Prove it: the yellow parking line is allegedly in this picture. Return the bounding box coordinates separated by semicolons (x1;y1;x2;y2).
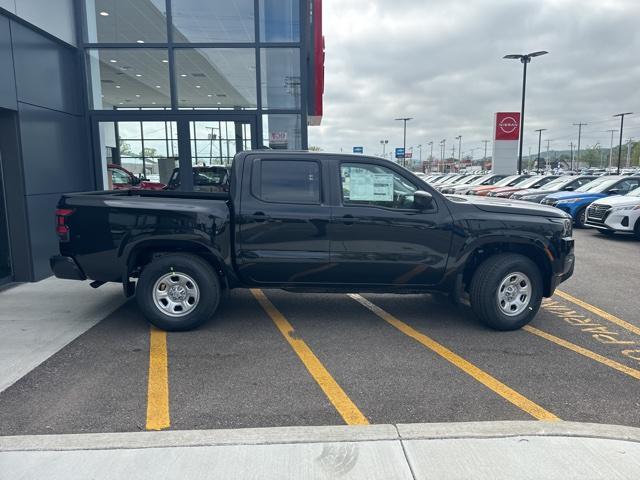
556;290;640;337
146;327;170;430
524;325;640;380
348;294;558;421
251;289;369;425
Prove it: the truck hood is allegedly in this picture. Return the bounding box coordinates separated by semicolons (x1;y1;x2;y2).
590;195;639;207
448;195;569;218
544;191;606;202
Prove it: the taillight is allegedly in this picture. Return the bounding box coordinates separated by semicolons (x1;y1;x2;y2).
55;208;74;242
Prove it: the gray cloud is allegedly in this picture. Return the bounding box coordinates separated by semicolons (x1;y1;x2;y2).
309;0;640;160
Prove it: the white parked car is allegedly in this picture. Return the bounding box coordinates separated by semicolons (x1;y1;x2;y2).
585;187;640;239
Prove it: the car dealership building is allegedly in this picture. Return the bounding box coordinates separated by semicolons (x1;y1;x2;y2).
0;0;324;284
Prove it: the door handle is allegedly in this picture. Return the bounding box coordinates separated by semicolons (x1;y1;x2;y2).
340;214;355;226
250;211;269;222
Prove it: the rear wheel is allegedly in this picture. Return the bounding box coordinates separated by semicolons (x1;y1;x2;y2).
469;254;543;331
136;253;220;331
635;219;640;240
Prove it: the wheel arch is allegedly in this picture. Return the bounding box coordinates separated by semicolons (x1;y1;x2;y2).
124;239;231;290
461;241;553;297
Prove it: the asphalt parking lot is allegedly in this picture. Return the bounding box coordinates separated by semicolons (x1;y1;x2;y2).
0;229;639;436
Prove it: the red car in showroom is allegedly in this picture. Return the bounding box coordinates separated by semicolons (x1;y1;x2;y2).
108;164;166;190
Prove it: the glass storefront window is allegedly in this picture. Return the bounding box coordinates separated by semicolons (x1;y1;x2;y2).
260;48;300;109
174;48;257;108
262;114;302;149
98;120;178;189
84;0;168;43
259;0;300;42
171;0;255;43
87;49;171;109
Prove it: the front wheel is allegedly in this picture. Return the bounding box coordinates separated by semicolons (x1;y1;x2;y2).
469;254;543;331
575;207;587;228
136;253;221;331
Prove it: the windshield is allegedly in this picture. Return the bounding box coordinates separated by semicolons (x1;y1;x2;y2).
492;175;520;187
627;187;640;197
541;176;573;190
575;176;616;192
194;168;228;186
516;176;553;188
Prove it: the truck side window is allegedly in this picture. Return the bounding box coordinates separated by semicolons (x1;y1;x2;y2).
110;168;131;186
252;160;321;204
340;163;417;209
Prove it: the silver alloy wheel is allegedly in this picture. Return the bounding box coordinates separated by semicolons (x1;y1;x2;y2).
497;271;531;316
152;272;200;317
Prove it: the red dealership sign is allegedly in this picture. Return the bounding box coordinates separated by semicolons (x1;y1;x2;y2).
495;112;520;141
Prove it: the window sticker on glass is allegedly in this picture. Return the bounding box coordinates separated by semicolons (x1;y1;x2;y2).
348;170;394;202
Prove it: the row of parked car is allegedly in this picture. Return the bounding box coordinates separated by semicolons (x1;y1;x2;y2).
417;171;640;239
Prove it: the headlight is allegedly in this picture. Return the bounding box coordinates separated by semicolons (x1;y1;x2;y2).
550;217;573;237
612;204;640;212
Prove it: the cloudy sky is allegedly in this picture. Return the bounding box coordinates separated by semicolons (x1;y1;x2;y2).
308;0;640;161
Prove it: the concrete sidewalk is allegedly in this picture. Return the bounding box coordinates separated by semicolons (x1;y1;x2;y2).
0;278;124;393
2;421;639;479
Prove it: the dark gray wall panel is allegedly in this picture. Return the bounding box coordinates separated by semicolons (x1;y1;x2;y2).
25;192;59;280
11;20;81;114
18;103;91;196
0;15;17;110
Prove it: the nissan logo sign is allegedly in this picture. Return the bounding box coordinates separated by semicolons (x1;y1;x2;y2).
498;117;518;134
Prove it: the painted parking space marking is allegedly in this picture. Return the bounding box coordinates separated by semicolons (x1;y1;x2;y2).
555;290;640;337
146;326;170;431
524;326;640;380
251;289;369;425
542;298;640;366
348;294;559;421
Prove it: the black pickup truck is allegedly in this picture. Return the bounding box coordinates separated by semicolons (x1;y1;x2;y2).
50;151;575;331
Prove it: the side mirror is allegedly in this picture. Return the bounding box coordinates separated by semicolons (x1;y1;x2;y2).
131;175;141;186
564;185;575;191
414;190;434;210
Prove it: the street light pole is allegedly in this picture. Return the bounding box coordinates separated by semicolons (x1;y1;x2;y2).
606;129;617;170
428;141;434;172
455;135;462;168
569;142;574;171
380;139;388;158
482;140;489;164
535;128;546;172
503;51;548;175
440;139;446;172
613;113;632;174
395;117;413;167
573;122;587;169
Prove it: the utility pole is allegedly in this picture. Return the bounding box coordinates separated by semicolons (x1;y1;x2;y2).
535;128;546;172
545;139;550;171
613;113;632;174
569;142;574;171
395;117;413;168
573;122;587;168
455;135;462;166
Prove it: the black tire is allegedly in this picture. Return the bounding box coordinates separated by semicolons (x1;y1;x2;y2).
635;219;640;240
598;229;615;236
469;253;543;331
574;207;587;228
136;253;221;331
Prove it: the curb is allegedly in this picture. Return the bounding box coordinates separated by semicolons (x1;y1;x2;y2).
1;421;640;452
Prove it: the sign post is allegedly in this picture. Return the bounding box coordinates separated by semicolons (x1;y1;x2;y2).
492;112;520;174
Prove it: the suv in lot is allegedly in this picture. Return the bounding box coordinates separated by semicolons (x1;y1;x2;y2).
542;176;640;227
50;152;575;332
585;186;640;238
